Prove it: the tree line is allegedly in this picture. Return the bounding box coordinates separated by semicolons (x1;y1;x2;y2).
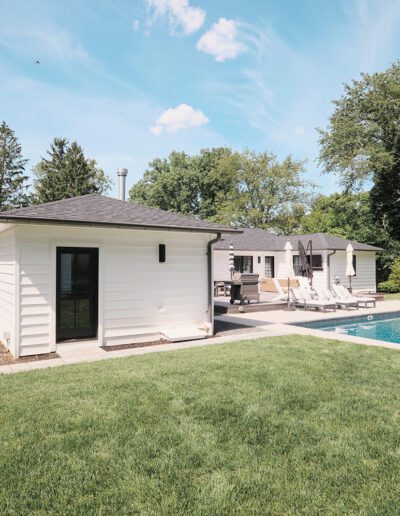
2;61;400;287
0;123;112;210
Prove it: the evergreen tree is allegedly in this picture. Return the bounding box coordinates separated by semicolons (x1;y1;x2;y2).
0;121;29;210
34;138;112;204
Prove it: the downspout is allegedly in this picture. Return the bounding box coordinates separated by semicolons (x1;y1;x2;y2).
327;250;336;289
207;232;222;331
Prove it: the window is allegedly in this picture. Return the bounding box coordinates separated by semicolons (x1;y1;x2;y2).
293;254;323;275
293;255;302;276
234;256;253;273
353;255;357;276
309;254;323;270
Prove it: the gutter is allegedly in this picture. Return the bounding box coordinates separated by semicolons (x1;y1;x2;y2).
207;232;222;331
327;250;336;289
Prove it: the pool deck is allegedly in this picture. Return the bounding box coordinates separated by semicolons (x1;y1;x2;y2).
215;299;400;351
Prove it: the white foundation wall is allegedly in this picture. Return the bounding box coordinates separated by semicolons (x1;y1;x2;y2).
0;228;16;354
15;225;212;356
329;251;376;292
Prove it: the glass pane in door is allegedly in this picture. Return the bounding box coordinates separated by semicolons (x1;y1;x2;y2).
57;248;98;341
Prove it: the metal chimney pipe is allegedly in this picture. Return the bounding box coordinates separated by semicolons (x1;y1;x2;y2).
117;168;128;201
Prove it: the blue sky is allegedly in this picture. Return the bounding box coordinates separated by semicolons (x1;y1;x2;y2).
1;0;400;197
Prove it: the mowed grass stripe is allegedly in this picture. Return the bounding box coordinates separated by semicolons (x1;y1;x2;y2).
0;336;399;514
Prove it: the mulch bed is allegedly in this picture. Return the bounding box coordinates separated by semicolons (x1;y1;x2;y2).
0;342;59;366
1;322;260;363
102;322;260;351
101;339;169;352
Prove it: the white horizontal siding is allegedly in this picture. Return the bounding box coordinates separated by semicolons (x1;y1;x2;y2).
330;251;376;292
102;234;208;344
18;240;52;355
15;225;212;354
214;250;280;282
0;229;15;354
214;249;329;291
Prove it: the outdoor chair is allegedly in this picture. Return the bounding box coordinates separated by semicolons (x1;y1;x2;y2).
291;287;336;312
297;276;312;289
332;284;376;308
272;278;288;302
314;286;358;310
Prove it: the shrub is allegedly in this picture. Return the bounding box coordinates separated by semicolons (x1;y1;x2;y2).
378;257;400;293
378;280;400;293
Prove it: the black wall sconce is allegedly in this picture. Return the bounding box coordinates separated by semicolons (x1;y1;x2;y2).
258;256;261;264
159;244;166;263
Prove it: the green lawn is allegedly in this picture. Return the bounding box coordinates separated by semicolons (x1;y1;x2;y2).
382;292;400;300
1;336;399;515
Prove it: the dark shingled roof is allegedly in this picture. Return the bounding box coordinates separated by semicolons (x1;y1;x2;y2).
0;194;240;234
214;228;383;251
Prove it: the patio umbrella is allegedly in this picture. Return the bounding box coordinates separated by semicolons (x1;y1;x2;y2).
346;243;356;292
284;240;295;309
228;243;235;279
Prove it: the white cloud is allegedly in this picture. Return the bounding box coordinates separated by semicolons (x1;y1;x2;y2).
150;103;209;134
295;125;306;136
146;0;206;35
0;23;90;64
196;18;245;61
347;0;400;71
0;71;226;198
132;19;140;31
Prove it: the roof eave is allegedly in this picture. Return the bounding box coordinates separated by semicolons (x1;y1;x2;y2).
0;217;242;235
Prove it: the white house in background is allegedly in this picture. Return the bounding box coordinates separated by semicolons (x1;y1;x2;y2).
213;228;382;292
0;194;238;357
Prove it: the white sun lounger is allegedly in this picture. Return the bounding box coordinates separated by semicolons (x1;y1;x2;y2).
292;287;336;312
332;284;376;308
314;286;358;310
272;278;289;302
297;276;312;289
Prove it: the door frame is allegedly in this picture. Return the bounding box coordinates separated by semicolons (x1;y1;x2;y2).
264;255;275;278
56;247;99;342
50;241;104;351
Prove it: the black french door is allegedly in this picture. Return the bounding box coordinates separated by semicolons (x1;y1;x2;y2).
56;248;98;341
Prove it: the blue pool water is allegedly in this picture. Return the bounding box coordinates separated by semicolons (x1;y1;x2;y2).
293;311;400;344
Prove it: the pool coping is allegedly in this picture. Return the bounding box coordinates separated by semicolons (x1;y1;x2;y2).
273;322;400;350
289;310;400;328
216;302;400;351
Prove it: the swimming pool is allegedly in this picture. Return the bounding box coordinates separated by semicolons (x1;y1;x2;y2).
293;311;400;345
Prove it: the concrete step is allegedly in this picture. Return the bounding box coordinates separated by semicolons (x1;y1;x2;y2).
161;326;208;342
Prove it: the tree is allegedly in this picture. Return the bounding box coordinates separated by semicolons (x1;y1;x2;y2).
216;150;313;233
193;147;237;220
129;151;199;215
299;191;400;283
378;257;400;293
318;62;400;239
299;192;381;242
0;121;30;210
130;148;313;234
129;148;238;219
33;138;112;204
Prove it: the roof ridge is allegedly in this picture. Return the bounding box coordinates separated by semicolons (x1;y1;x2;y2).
104;195;240;230
3;193;100;215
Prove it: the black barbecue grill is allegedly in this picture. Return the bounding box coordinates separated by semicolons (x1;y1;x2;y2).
229;273;260;305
